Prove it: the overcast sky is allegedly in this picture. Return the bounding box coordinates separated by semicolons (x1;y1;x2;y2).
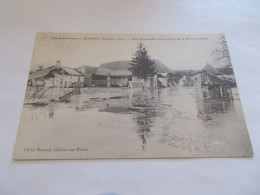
30;33;225;71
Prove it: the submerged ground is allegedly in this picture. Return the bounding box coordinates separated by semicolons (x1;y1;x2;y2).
16;86;252;159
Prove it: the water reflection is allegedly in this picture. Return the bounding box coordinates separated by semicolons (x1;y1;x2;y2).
25;86;239;153
131;89;174;149
48;106;55;118
28;103;56;120
196;98;234;121
132;97;158;149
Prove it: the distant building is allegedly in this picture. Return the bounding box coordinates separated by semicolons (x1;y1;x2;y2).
28;61;84;88
179;76;194;86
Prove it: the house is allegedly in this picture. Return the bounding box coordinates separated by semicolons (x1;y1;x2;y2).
28;61;84;88
28;66;57;87
157;73;168;87
194;64;233;101
76;66;98;87
53;66;84;88
153;59;174;88
98;60;174;88
179;76;195;86
92;68;132;87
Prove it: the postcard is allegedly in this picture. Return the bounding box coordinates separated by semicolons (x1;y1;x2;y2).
13;33;253;159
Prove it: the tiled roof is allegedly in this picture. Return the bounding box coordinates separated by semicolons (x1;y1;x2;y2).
76;66;98;77
29;66;56;80
202;64;221;75
61;67;83;76
100;59;173;74
29;66;83;80
204;72;234;85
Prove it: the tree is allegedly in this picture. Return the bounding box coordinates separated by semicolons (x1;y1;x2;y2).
211;35;232;68
129;42;157;80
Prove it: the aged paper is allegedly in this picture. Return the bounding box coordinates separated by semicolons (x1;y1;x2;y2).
13;33;253;159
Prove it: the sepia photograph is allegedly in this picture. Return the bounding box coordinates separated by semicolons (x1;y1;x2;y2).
13;33;253;159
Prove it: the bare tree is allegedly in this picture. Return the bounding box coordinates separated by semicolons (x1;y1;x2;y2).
211;35;232;68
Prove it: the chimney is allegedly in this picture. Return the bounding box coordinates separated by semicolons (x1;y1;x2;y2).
56;60;61;68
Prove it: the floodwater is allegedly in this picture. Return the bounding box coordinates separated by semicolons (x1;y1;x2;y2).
18;86;252;158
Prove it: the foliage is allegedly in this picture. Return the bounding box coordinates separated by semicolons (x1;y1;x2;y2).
129;42;157;80
211;35;232;68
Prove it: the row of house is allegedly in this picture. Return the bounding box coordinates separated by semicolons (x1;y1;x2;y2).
28;61;130;88
28;60;173;89
28;60;236;100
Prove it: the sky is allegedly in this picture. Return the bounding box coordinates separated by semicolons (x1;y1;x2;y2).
30;33;226;71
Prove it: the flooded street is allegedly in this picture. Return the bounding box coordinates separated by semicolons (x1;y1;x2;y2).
19;86;252;158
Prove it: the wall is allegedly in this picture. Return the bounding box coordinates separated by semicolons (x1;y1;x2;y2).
54;73;84;88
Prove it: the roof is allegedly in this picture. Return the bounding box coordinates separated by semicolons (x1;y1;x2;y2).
29;65;83;80
99;59;173;74
76;66;98;77
202;72;234;85
100;61;131;70
29;66;56;80
199;64;235;85
94;68;132;76
215;74;235;83
61;67;83;76
202;64;221;75
157;73;167;78
153;59;173;73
